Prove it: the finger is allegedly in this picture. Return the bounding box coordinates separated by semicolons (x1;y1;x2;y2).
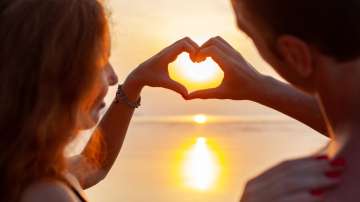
286;156;345;178
289;157;332;173
280;192;324;202
282;173;340;194
199;36;240;59
198;37;229;60
166;42;196;63
179;37;200;49
165;37;199;62
276;156;331;176
290;160;344;191
257;156;331;184
246;156;338;201
186;88;221;100
183;37;201;62
271;158;342;196
201;36;231;51
182;37;200;50
160;79;188;98
213;36;236;50
196;46;233;72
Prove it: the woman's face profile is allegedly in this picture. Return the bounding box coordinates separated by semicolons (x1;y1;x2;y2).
77;51;119;130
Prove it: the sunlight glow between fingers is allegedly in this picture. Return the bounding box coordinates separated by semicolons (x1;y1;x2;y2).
169;52;224;92
183;137;220;191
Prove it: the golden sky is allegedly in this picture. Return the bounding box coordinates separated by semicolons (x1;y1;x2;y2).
104;0;285;118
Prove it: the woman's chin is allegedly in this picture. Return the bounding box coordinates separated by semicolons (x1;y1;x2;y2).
77;114;100;130
88;114;100;128
92;115;100;125
76;106;104;130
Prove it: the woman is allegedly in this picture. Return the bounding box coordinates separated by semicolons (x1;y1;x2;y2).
0;0;196;201
0;0;341;201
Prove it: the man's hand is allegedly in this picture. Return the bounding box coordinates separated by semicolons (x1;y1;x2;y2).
186;36;266;101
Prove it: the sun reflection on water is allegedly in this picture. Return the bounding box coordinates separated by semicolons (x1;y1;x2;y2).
183;137;220;191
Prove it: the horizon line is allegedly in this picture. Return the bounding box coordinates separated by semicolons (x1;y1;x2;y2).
130;114;293;124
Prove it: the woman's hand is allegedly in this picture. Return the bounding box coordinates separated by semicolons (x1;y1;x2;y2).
123;37;199;100
240;156;344;202
186;36;266;101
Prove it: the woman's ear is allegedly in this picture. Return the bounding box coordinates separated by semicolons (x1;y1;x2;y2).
276;35;314;78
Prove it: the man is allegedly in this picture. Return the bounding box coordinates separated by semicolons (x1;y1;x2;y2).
187;0;360;201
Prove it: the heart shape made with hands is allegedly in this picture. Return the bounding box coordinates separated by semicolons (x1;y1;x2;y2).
168;52;224;93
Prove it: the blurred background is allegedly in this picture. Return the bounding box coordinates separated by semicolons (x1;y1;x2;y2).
69;0;329;201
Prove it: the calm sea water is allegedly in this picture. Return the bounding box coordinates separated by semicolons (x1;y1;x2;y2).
82;117;328;202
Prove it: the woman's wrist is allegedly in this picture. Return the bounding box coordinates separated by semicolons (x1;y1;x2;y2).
122;72;144;102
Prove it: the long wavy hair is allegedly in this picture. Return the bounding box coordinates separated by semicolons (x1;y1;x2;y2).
0;0;108;201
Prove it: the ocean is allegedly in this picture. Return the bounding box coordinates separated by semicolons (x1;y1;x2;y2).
81;116;329;202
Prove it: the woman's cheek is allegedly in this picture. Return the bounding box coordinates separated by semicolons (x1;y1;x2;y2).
78;69;110;129
77;90;102;129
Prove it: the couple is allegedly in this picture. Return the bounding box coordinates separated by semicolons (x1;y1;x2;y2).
0;0;359;201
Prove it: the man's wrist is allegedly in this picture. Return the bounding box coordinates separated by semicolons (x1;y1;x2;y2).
250;75;274;104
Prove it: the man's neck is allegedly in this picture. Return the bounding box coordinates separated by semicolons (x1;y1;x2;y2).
315;57;360;201
325;126;360;202
315;57;360;141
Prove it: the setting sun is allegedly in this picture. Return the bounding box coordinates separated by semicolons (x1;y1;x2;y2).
169;52;224;92
183;137;220;191
193;114;208;124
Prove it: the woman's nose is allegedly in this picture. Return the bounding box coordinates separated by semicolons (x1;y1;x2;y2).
107;64;119;86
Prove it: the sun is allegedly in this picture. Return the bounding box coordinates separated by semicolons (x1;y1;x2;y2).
183;137;220;190
193;114;208;124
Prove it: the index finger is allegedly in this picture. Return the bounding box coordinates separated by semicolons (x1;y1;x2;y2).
257;156;331;182
196;45;233;71
162;37;199;63
201;36;232;51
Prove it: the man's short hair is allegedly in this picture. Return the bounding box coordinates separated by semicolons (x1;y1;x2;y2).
240;0;360;61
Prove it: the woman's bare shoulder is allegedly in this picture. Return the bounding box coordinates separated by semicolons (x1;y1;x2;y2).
20;179;78;202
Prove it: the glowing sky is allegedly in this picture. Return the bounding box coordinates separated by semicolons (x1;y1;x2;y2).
103;0;286;118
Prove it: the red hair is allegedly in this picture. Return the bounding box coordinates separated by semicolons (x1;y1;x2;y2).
0;0;108;201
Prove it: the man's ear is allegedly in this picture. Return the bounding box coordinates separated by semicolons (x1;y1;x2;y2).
276;35;314;78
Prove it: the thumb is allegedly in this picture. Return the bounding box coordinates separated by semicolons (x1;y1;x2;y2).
161;80;188;98
186;88;220;100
